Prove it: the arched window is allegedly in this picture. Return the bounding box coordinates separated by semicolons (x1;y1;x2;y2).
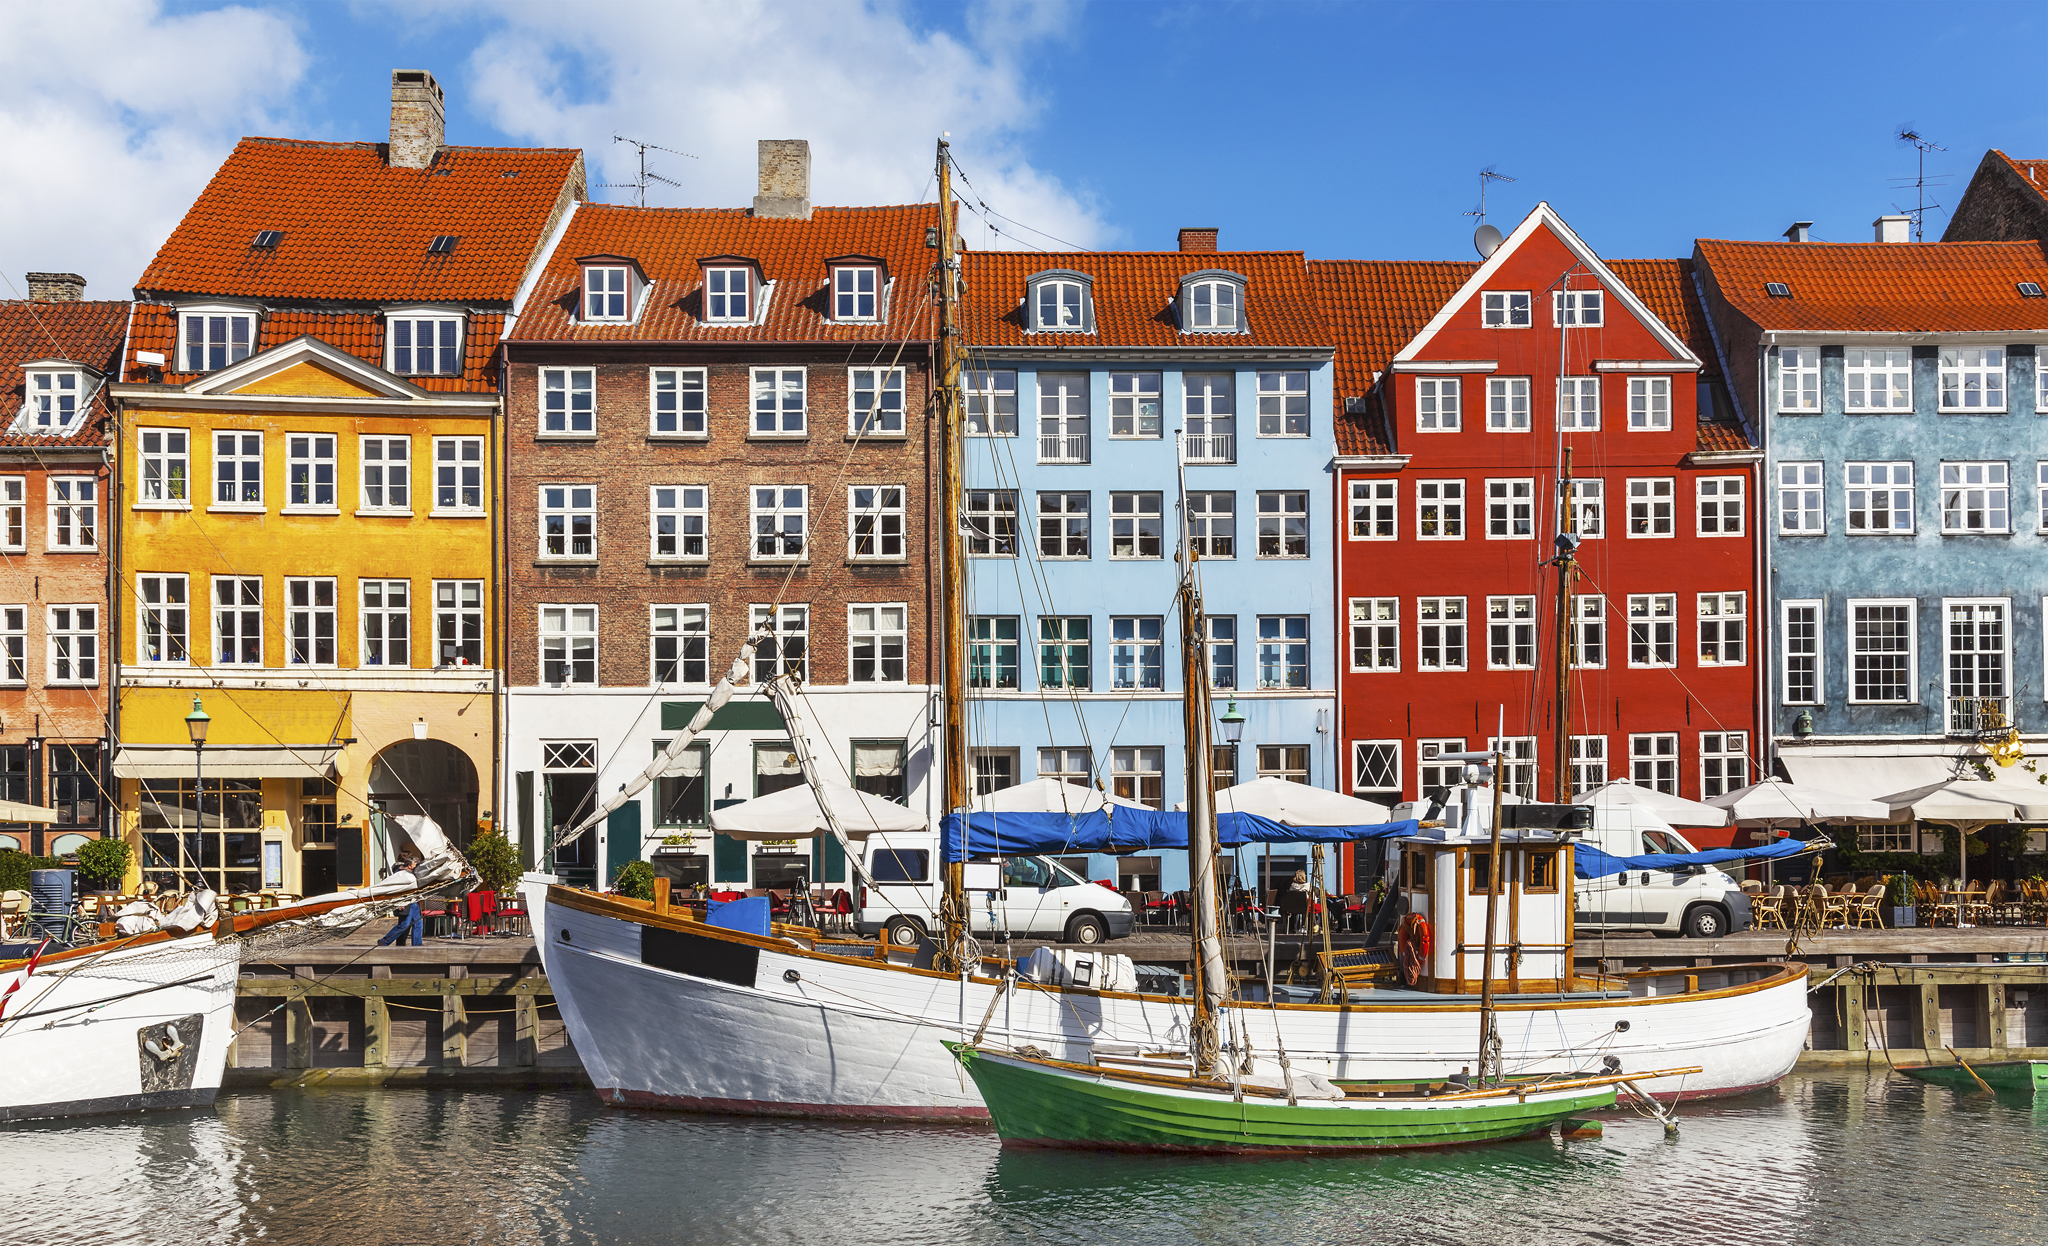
1178;270;1247;334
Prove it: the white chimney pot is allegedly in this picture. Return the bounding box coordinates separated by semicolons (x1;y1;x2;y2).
1873;215;1911;244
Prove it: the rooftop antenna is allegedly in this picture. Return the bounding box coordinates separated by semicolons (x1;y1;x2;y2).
1463;166;1516;257
1893;127;1947;242
601;134;698;208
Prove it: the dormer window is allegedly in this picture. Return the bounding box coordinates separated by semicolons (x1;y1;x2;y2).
578;255;647;323
25;368;82;431
834;265;879;320
179;308;256;372
1180;272;1245;333
387;311;465;376
705;267;752;322
1026;270;1094;333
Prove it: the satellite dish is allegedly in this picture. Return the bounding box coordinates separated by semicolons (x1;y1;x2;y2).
1474;224;1504;258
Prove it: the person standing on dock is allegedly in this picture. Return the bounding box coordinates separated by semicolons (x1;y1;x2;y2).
376;852;426;947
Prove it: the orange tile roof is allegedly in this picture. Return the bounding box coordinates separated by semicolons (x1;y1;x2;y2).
1606;257;1753;453
1994;150;2048;204
960;250;1330;350
136;138;583;303
1310;260;1475;456
125;304;504;392
1694;237;2048;333
0;300;128;447
508;203;941;343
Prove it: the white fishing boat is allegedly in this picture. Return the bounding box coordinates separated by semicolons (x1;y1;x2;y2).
0;813;463;1123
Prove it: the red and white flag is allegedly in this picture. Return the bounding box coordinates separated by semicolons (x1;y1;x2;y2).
0;938;52;1022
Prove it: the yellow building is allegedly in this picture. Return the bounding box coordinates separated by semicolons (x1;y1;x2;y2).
107;71;584;893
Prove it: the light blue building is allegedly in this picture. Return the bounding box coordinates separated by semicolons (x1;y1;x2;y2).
959;239;1340;897
1696;222;2048;845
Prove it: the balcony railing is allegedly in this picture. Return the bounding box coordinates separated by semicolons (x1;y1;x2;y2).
1181;432;1236;465
1038;434;1089;464
1948;694;2013;736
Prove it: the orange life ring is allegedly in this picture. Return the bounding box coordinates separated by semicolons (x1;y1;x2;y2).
1396;913;1433;984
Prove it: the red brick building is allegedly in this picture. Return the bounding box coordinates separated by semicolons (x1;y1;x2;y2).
500;141;940;890
1320;204;1761;852
0;276;127;854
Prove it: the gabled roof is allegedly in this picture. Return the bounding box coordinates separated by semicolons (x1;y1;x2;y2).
508;203;940;343
136;137;584;303
123;305;505;392
961;250;1330;349
1694;237;2048;333
1991;150;2048;201
0;300;128;447
1310;260;1474;455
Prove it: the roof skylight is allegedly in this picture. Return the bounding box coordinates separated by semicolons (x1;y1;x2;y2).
252;230;285;250
1764;282;1792;299
2018;282;2044;299
429;236;460;255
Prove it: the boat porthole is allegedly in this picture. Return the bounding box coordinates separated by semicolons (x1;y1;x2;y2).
783;969;801;984
1614;1019;1630;1032
560;929;573;943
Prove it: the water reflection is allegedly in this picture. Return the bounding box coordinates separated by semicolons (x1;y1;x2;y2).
4;1071;2043;1246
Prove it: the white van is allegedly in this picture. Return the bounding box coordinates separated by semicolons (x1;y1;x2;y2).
854;832;1137;947
1573;811;1751;938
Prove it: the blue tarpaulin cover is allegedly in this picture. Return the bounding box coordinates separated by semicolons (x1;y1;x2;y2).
1573;837;1814;880
941;809;1419;862
706;895;771;936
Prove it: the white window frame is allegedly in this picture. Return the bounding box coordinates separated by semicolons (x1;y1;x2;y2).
750;485;808;561
650;368;707;438
1572;595;1606;669
1778;346;1820;413
1844;347;1912;413
848;485;906;560
1349;480;1396;540
651;604;709;686
1845;462;1915;534
285;433;337;512
1782;600;1822;706
1553;289;1604;326
1943;598;2010;729
1486;377;1531;432
1182;373;1235;463
1697;592;1746;667
1187;491;1233;559
848;603;909;684
1418;739;1467;792
1557;376;1600;431
1848;598;1917;705
849;367;906;437
1038;616;1090;690
0;476;22;550
1349;597;1398;672
1109;616;1165;691
1415;377;1460;432
1630;733;1680;796
1417;596;1467;672
1569;735;1608;795
1489;736;1537;799
1485;478;1533;539
359;579;410;669
541;368;595;436
1560;478;1603;539
1110;746;1167;808
211;430;262;510
965;490;1017;557
1255;490;1307;558
1108;371;1161;439
1486;596;1536;670
968;616;1021;691
1037;491;1089;560
752;367;807;437
434;580;484;668
1184;280;1241;333
23;367;84;434
703;267;752;323
358;436;411;514
540;605;599;687
1778;462;1824;534
1627;376;1672;431
45;477;96;551
432;437;485;516
1034;280;1088;332
539;485;597;560
833;265;880;321
1110;492;1164;559
1256;370;1309;438
1480;291;1531;328
0;605;23;684
137;573;189;665
212;575;262;666
1417;480;1464;540
1697;475;1744;536
1255;615;1309;689
649;486;707;561
1940;461;2010;533
1627;477;1675;537
44;605;96;687
1351;740;1402;796
284;576;338;667
584;266;633;321
387;313;463;376
1038;746;1092;785
138;429;191;507
1037;373;1090;464
967;370;1019;437
1626;593;1678;668
1939;347;2005;413
2040;463;2048;533
1700;731;1749;800
179;308;255;372
1205;614;1236;690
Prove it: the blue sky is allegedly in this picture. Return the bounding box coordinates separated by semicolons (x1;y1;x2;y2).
6;1;2046;296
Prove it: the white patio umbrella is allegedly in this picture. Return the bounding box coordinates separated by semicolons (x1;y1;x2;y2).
1707;778;1891;827
1878;777;2048;912
1573;779;1731;828
708;781;927;842
970;776;1151;815
1212;776;1392;826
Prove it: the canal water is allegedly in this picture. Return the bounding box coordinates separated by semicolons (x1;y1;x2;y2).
9;1070;2042;1246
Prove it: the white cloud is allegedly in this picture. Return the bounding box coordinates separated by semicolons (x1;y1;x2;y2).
463;0;1109;252
0;1;309;299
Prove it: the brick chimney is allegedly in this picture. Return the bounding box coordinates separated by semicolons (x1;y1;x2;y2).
26;273;86;302
1178;227;1219;253
389;69;446;170
1873;215;1911;244
753;140;812;221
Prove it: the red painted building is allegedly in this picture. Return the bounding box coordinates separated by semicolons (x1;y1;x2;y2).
1318;204;1761;855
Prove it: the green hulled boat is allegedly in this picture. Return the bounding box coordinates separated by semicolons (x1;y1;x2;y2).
947;1042;1674;1154
1898;1058;2048;1094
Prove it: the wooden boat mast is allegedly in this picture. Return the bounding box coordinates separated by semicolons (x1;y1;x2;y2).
935;138;972;974
1552;447;1576;803
1178;557;1228;1078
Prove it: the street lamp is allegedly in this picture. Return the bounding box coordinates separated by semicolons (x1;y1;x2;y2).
1217;700;1247;745
185;697;210;835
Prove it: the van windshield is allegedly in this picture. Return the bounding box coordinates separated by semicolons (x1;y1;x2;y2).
1043;857;1089;887
1640;830;1696;855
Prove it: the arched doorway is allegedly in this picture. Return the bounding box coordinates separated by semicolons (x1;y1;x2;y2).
369;739;480;851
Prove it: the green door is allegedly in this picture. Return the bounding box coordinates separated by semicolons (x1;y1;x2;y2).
606;801;641;887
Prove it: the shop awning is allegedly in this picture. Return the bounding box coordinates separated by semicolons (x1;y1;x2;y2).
1776;754;1957;802
113;745;342;780
0;799;62;823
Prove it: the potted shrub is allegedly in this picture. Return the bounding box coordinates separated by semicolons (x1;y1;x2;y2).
76;838;131;894
613;860;655;900
467;830;521;895
1887;873;1916;928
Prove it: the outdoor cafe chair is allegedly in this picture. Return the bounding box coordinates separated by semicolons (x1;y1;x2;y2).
1750;886;1785;931
1917;881;1958;928
1849;885;1885;930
